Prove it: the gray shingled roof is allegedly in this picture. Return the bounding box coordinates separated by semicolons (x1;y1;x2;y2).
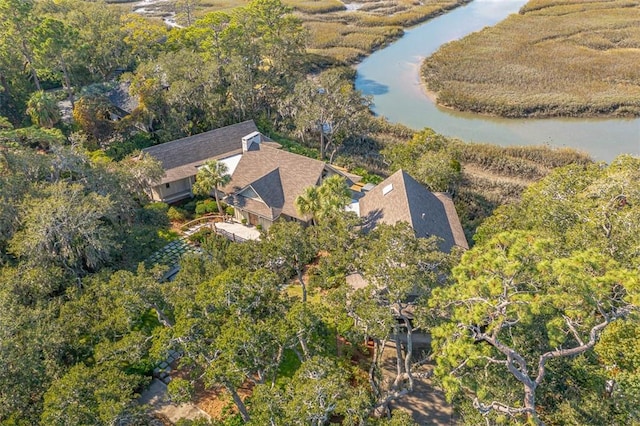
223;144;326;221
142;120;259;184
107;82;138;115
250;168;285;211
359;170;468;252
226;169;285;220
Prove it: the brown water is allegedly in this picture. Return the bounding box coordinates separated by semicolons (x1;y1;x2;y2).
355;0;640;162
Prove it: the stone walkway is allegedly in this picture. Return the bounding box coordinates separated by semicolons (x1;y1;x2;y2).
146;238;203;270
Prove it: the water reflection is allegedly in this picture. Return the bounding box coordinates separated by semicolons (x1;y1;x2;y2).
355;0;640;162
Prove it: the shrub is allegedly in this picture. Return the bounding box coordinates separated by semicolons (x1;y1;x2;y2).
182;200;197;214
195;199;218;216
188;228;216;245
140;202;170;227
225;206;235;216
167;206;187;222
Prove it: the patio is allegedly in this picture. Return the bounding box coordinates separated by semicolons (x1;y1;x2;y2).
214;221;261;242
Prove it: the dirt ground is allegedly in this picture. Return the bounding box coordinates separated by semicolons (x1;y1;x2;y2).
380;343;456;425
194;383;253;420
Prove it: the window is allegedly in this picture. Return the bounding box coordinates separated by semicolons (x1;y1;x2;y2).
165;183;171;188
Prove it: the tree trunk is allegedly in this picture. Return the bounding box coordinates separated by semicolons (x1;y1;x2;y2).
226;384;250;422
319;128;324;160
21;40;41;91
152;303;174;328
524;385;543;425
298;330;310;360
214;186;224;215
297;268;307;303
369;339;385;399
402;316;414;391
392;324;404;389
60;56;74;109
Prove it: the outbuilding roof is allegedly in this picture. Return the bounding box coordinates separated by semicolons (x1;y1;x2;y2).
358;170;468;252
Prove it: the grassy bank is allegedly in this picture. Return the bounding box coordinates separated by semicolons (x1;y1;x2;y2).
421;0;640;118
121;0;470;64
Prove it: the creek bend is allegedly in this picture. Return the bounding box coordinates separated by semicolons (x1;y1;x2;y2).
355;0;640;162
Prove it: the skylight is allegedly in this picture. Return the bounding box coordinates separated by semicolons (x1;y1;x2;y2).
382;184;393;195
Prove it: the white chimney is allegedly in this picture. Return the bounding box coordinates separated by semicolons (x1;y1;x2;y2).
242;131;261;152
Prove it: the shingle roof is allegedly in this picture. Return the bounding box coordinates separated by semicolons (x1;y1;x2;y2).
250;168;285;211
358;170;468;252
107;82;138;115
226;169;285;220
222;144;326;221
141;120;260;184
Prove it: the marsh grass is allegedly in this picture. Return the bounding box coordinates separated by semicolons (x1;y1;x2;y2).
167;0;469;64
298;0;470;63
422;0;640;117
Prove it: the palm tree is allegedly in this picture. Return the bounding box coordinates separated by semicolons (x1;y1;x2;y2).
192;160;231;215
296;175;352;225
317;175;351;217
295;186;321;226
26;90;60;128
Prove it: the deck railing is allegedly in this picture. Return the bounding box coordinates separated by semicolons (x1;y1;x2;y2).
180;214;225;232
215;227;247;243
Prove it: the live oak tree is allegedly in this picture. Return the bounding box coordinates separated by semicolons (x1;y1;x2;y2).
429;231;639;425
0;0;42;91
31;17;78;107
475;155;640;269
131;0;306;135
263;221;316;303
344;223;450;414
167;267;290;422
41;363;146;426
284;68;373;162
444;155;640;424
249;356;371;426
381;128;461;193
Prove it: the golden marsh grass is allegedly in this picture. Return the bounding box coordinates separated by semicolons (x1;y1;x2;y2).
421;0;640;117
185;0;470;63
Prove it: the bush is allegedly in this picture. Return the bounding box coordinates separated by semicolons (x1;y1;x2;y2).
182;200;197;214
139;202;170;228
167;206;187;222
195;199;218;216
188;228;216;245
225;206;235;216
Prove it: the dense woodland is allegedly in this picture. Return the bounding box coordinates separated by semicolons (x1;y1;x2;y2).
1;0;639;425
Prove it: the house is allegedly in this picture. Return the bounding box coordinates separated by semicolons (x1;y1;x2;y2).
221;134;361;230
142;120;275;203
358;169;468;252
143;122;467;252
106;81;139;122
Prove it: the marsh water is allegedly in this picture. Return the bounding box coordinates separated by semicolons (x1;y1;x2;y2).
355;0;640;162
